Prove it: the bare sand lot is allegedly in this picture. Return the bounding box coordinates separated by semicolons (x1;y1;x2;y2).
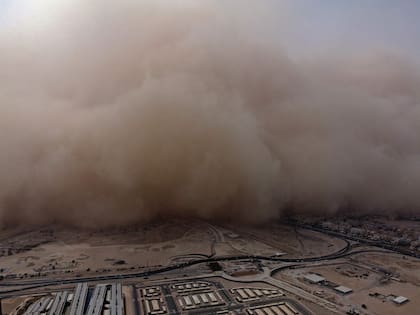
1;296;27;315
274;255;420;315
226;223;348;257
349;251;420;285
0;221;350;280
0;221;214;277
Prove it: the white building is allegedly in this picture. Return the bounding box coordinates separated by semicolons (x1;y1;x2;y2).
393;296;409;305
304;274;325;284
334;286;353;294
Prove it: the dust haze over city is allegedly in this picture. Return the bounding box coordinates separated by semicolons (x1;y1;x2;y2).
0;1;419;315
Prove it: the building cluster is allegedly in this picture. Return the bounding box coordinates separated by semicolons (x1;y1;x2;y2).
246;302;300;315
303;274;353;295
140;281;227;314
177;292;223;310
15;279;308;315
170;281;212;293
369;292;409;305
229;287;284;303
137;280;302;314
172;281;225;311
140;287;167;315
313;218;420;252
303;272;411;309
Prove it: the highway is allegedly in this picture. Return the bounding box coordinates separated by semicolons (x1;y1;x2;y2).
86;284;106;315
1;222;416;315
132;285;141;315
0;231;401;294
48;291;68;315
69;283;88;315
0;247;401;299
1;223;417;301
110;283;124;315
189;297;313;315
292;222;420;259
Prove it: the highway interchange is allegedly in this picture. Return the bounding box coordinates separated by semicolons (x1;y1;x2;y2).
0;224;410;294
0;222;418;315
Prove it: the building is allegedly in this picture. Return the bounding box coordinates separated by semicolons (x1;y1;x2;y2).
334;286;353;294
304;274;325;284
393;296;409;305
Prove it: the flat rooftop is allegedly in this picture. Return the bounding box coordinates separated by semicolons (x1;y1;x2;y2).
393;296;409;304
334;286;353;294
304;274;325;283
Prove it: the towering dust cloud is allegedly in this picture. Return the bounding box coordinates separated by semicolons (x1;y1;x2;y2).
0;0;419;227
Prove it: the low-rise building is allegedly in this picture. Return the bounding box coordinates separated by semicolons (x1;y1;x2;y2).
304;274;325;284
393;296;409;305
334;286;353;294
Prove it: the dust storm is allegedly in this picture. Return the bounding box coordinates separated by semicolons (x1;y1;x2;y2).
0;0;419;227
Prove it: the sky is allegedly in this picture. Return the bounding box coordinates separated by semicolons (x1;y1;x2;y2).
0;1;419;59
286;1;420;59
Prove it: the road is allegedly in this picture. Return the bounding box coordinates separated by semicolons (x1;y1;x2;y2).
220;267;340;314
0;221;417;315
0;246;398;299
292;222;420;259
132;285;141;315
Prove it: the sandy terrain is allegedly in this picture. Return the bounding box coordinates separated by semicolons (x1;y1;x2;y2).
0;221;214;278
226;223;348;257
0;219;418;315
0;221;348;280
274;256;420;315
349;251;420;285
1;296;27;315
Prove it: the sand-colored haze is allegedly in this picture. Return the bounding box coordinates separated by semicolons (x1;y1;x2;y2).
0;0;419;228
